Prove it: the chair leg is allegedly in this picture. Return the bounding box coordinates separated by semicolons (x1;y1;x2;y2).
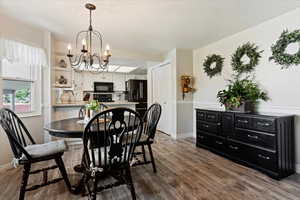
141;145;147;163
92;176;97;200
147;144;157;173
125;167;136;200
55;157;72;192
19;163;31;200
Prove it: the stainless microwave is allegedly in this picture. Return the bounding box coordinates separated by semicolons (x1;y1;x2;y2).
94;82;114;93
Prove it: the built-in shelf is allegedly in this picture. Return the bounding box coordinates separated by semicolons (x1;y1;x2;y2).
53;67;72;72
2;76;34;82
53;84;73;88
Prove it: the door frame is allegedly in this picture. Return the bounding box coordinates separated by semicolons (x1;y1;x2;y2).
148;60;176;138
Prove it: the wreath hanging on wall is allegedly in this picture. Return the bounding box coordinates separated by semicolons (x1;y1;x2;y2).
231;42;263;74
269;29;300;68
203;54;224;78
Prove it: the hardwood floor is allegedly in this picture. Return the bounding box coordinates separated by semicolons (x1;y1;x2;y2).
1;132;300;200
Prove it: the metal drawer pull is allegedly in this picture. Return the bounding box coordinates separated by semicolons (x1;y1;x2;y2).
199;136;204;139
258;154;270;160
226;116;232;120
203;124;209;128
237;119;248;124
216;141;223;145
247;134;259;139
207;115;215;119
229;145;239;150
257;122;271;127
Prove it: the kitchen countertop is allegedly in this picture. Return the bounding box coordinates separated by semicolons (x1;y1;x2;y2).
52;101;139;108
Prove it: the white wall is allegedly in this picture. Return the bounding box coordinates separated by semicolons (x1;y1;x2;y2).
0;14;51;165
176;49;194;138
193;8;300;170
148;49;193;139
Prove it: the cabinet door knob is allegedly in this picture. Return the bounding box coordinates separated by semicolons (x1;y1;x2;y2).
216;141;223;145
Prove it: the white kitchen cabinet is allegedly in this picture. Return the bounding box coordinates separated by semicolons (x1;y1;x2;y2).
112;73;126;91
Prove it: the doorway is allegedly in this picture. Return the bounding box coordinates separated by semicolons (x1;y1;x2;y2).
150;62;174;137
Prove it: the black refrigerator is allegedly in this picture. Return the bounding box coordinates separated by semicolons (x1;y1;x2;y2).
125;79;147;117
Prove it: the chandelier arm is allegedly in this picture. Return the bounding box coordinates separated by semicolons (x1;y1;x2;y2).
92;54;105;70
92;30;104;54
69;54;84;67
75;30;88;49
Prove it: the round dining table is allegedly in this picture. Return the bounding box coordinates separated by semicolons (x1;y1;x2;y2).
44;117;86;139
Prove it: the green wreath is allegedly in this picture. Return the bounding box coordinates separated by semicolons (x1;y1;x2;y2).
203;54;224;78
232;42;263;74
269;29;300;68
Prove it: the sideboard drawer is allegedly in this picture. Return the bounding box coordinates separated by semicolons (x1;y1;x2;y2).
197;133;212;148
212;137;227;153
234;128;276;150
197;121;220;134
222;112;235;137
252;117;276;133
196;110;206;121
227;141;244;159
235;116;251;129
228;140;277;171
206;111;220;123
250;148;277;171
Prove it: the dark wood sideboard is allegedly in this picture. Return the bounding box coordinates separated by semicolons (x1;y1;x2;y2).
196;109;295;180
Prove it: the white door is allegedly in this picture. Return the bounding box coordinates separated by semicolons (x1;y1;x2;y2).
151;63;173;136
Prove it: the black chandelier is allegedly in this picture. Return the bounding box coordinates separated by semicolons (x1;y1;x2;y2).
67;3;111;72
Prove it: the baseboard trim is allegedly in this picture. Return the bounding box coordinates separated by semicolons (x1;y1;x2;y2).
0;163;13;171
176;132;193;139
296;164;300;173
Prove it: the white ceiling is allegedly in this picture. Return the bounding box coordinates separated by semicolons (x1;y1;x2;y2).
0;0;300;55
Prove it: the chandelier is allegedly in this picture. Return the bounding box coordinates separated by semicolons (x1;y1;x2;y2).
67;3;111;72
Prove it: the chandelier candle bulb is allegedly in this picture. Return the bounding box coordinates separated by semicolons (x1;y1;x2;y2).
82;39;86;50
67;44;72;54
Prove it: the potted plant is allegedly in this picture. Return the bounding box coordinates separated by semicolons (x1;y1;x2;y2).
217;78;268;113
85;100;100;122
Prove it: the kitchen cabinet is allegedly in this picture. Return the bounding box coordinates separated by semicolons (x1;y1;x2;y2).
112;73;125;91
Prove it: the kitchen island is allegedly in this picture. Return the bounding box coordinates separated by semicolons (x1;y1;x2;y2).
52;101;138;121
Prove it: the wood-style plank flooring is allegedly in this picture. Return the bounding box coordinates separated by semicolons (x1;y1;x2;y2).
1;132;300;200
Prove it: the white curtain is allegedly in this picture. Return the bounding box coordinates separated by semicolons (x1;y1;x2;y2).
0;38;47;67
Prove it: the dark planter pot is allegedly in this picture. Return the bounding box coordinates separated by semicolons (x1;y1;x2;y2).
226;101;255;113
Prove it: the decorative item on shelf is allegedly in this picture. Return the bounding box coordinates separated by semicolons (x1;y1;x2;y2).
203;54;224;78
58;75;68;85
217;78;268;113
83;92;91;101
66;3;112;73
58;59;67;68
181;75;194;100
232;42;263;75
60;90;75;104
269;29;300;69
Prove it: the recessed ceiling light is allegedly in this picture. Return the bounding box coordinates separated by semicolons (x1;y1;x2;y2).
115;66;137;73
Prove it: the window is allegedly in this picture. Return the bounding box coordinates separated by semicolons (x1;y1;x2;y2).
1;59;41;115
